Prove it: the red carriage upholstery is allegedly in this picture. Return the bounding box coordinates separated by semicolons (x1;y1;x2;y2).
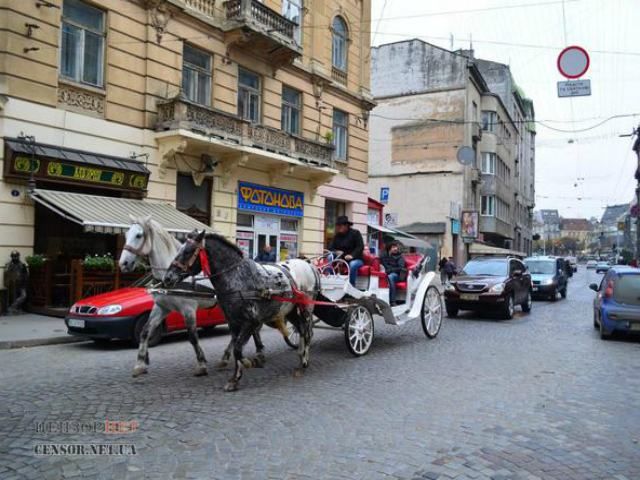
359;253;423;291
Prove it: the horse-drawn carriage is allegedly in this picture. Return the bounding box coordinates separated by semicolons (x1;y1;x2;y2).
285;250;443;356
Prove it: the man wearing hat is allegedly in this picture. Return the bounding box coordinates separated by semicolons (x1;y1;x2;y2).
328;216;364;286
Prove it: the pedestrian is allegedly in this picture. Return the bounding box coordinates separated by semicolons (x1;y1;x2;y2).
445;257;456;281
254;244;276;263
438;256;448;284
630;258;638;268
381;241;406;306
328;216;364;286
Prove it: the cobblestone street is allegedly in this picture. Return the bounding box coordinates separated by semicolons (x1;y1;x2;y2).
1;269;639;480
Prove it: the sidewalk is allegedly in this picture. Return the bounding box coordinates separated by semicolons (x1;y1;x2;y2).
0;313;87;349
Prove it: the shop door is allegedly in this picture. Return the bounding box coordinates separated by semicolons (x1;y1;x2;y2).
253;215;280;259
256;233;278;258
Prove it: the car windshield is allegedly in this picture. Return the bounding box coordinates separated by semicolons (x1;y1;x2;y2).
525;261;555;275
462;259;508;276
613;274;640;306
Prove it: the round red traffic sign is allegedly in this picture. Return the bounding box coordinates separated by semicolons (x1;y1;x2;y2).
557;45;590;79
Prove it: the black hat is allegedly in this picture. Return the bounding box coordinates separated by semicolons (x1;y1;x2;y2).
335;215;353;226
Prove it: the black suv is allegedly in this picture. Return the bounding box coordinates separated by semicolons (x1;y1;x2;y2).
444;256;532;319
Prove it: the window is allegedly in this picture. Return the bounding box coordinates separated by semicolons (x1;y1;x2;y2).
481;152;496;174
481;195;495;216
282;0;303;46
60;0;105;87
481;110;497;133
182;44;212;106
332;109;348;162
281;86;301;135
238;68;261;123
324;199;346;247
176;173;212;225
331;16;348;71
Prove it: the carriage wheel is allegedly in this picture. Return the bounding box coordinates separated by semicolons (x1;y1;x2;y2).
344;305;374;356
421;285;443;339
284;322;299;349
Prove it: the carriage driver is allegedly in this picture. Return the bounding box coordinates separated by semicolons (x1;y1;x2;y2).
328;216;364;286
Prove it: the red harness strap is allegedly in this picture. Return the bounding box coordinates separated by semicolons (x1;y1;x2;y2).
199;248;212;277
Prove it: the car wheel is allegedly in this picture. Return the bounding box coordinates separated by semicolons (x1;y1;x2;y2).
133;313;163;348
521;291;532;313
502;294;515;320
599;319;612;340
593;310;599;329
445;304;458;318
550;289;558;302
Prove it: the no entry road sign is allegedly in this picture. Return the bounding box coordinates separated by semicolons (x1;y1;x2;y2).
557;45;590;79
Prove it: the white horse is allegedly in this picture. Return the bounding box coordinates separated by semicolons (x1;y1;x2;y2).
118;215;215;377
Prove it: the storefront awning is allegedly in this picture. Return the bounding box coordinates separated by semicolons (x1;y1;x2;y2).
30;189;210;235
367;222;397;234
469;242;527;258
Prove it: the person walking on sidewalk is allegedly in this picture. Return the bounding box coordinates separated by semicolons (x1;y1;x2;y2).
438;257;448;284
445;257;457;282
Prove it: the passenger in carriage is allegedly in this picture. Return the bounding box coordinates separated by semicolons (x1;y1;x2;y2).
329;216;364;286
381;241;407;306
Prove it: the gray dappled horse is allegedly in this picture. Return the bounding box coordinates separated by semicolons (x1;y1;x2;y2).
118;216;267;378
163;231;319;392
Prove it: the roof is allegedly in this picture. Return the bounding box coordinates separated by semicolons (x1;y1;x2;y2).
397;222;446;235
30;189;210;235
539;209;560;223
561;218;593;232
601;204;629;225
4;137;149;174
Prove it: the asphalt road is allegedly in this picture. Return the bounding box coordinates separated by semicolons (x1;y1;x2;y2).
1;268;639;480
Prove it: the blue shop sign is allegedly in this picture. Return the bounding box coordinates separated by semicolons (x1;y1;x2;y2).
451;219;461;235
238;181;304;217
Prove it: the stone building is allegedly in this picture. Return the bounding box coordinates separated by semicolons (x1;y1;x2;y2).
0;0;373;309
560;218;593;244
368;39;535;263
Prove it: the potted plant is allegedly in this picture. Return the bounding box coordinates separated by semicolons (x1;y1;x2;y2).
323;131;334;144
25;254;47;269
82;253;115;272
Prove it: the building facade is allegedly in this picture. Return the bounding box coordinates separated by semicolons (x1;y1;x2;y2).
368;39;535;263
0;0;373;301
560;218;593;244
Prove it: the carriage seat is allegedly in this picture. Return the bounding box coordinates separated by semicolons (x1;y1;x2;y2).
357;251;380;277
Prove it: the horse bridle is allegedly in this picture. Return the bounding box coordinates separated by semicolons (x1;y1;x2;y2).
171;238;202;273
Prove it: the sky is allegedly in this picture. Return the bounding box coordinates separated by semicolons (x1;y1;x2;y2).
370;0;640;221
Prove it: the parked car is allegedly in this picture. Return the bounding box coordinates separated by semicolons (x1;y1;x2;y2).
444;256;532;319
566;256;578;272
65;274;225;346
524;256;568;301
595;261;611;274
586;260;597;269
590;266;640;339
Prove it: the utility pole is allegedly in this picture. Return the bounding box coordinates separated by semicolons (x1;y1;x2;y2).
633;125;640;262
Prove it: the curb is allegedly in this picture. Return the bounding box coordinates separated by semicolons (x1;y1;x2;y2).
0;336;89;350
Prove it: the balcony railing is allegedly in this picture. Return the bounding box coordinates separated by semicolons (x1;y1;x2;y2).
183;0;216;17
331;67;348;85
157;97;334;168
225;0;297;40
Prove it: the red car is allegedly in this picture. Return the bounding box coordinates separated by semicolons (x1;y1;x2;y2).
65;274;226;347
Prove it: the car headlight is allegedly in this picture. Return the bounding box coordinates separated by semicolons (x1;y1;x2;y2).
97;305;123;315
445;283;456;292
543;278;555;285
489;283;505;294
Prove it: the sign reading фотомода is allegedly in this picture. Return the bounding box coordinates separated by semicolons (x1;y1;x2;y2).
237;182;304;217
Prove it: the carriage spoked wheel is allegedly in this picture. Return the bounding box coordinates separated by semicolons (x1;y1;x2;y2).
421;285;443;338
344;305;374;356
284;321;300;349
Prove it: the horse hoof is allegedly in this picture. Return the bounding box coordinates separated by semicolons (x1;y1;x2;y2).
132;366;147;377
215;361;228;370
253;356;266;368
241;358;253;368
223;382;238;392
193;366;208;377
293;368;305;378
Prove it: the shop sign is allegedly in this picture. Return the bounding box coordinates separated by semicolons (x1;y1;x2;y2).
451;219;461;235
238;182;304;217
461;211;479;239
6;153;148;192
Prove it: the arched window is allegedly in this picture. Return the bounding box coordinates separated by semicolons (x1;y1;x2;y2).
331;16;348;72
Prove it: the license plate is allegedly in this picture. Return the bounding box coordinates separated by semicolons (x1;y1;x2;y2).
460;294;479;301
532;287;538;292
68;319;85;328
630;323;640;331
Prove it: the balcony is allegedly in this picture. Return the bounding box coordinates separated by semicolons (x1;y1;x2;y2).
223;0;302;69
156;96;334;171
